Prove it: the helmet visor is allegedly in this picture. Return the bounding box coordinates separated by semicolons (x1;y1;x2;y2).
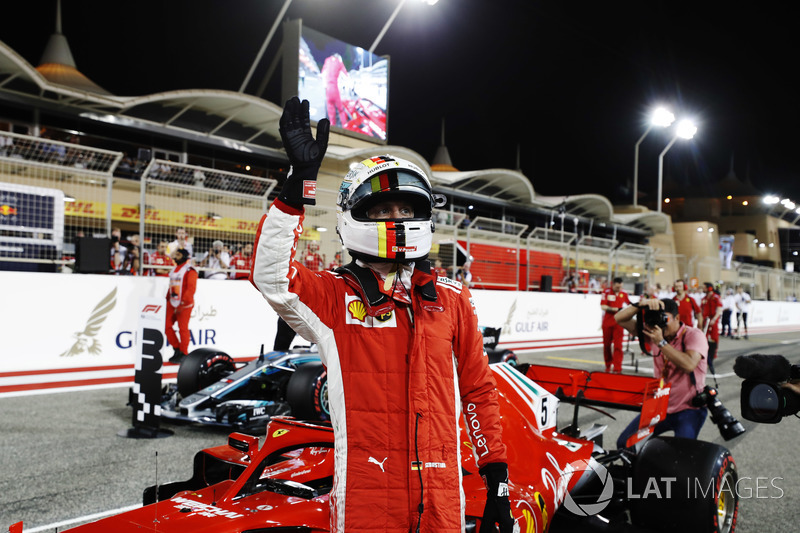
343;170;431;210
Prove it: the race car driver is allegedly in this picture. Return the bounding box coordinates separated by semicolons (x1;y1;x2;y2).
251;97;515;533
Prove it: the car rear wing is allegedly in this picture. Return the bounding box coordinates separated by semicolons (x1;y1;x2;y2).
518;363;669;447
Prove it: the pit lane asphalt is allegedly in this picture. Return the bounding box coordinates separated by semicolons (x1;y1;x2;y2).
2;332;799;532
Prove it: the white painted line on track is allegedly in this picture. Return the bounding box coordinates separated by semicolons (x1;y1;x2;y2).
0;378;177;399
22;504;141;532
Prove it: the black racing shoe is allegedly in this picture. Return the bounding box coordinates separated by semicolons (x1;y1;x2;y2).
168;348;185;364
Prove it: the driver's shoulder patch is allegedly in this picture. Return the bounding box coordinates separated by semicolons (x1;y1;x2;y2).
436;276;462;293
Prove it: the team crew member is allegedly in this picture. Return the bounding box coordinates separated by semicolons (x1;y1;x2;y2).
165;248;197;364
614;298;709;447
673;279;700;327
700;282;723;376
600;277;630;373
147;240;173;276
230;242;253;279
251;98;514;533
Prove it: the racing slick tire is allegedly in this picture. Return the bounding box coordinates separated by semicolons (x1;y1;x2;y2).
286;362;329;421
177;348;235;398
487;348;518;366
630;436;738;533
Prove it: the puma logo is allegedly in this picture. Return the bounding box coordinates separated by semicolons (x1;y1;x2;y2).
368;456;387;472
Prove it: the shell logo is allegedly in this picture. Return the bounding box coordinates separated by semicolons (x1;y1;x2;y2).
348;300;367;322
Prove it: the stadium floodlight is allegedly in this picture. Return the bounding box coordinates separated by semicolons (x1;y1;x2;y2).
676;119;698;140
633;106;675;206
657;119;697;213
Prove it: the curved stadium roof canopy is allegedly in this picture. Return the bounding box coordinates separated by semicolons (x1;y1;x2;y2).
0;39;668;235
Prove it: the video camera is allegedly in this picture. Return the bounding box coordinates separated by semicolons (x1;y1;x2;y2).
734;354;800;423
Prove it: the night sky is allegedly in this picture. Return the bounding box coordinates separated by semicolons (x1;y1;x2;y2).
2;0;798;204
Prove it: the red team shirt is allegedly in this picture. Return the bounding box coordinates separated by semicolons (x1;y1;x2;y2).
674;294;700;327
601;288;630;327
701;291;724;342
148;251;174;277
302;251;324;272
230;252;253;279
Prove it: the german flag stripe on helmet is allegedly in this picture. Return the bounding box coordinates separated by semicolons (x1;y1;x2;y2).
377;221;389;258
370;171;399;194
362;156;393;169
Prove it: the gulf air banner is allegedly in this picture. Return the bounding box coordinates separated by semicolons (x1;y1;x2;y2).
2;272;800;392
0;272;278;375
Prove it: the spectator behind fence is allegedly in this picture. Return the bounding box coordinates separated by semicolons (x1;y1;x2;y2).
230;242;253;280
167;227;193;258
109;227;127;273
302;242;324;271
148;240;174;276
327;251;343;271
456;260;473;288
0;133;12;157
121;234;147;275
197;239;230;280
433;258;447;278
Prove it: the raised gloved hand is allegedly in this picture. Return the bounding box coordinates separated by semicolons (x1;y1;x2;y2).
479;462;516;533
277;96;330;207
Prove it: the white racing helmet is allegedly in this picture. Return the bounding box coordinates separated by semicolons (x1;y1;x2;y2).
336;155;446;263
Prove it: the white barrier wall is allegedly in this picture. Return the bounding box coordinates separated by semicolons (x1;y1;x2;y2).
0;272;278;381
2;272;799;393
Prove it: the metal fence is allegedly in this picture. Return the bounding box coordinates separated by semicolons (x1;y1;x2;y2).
138;159;276;278
3;129;800;296
0;130;120;270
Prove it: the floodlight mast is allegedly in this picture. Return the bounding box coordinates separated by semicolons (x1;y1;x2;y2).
239;0;294;94
657;119;697;213
633;107;674;207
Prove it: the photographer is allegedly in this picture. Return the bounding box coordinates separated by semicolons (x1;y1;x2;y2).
614;298;709;447
197;239;230;280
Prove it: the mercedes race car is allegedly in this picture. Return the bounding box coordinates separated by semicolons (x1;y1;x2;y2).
75;362;736;533
157;347;330;432
158;327;516;433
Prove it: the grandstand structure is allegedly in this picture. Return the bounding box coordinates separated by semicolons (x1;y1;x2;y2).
1;17;799;300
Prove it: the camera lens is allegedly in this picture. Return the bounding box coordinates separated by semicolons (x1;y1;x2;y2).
748;383;780;420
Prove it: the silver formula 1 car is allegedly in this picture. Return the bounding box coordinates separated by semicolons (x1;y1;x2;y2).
158;347;329;432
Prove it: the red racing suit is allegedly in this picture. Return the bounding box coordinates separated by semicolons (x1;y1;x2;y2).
251;200;507;533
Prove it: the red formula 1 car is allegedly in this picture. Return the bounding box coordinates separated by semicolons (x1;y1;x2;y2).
62;363;737;533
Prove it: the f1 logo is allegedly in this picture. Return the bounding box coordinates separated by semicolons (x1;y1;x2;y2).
141;304;162;314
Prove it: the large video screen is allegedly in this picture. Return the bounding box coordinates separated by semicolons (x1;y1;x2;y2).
283;20;389;142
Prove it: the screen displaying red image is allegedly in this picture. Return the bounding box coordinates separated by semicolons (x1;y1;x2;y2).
284;20;389;142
